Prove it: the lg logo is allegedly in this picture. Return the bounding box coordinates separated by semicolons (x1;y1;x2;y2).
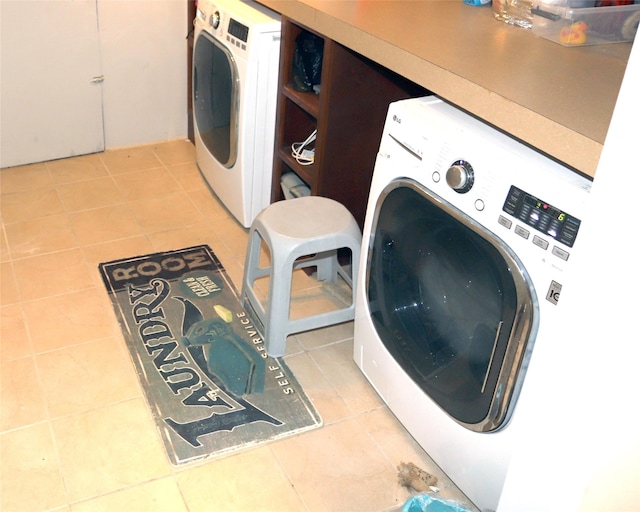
546;280;562;305
392;114;402;124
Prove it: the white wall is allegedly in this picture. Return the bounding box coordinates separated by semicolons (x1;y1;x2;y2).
497;36;640;512
99;0;188;148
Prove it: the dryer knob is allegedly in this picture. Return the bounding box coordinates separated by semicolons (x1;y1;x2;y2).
446;160;474;194
210;11;221;29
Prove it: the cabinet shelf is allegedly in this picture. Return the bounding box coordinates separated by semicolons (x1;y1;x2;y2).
282;85;320;118
278;147;315;185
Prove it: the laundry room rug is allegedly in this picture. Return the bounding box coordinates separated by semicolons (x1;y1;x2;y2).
99;245;322;465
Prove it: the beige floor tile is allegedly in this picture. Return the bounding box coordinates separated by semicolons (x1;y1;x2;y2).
1;357;48;431
56;177;125;212
36;337;140;418
112;167;181;201
146;222;220;253
12;249;94;301
212;214;249;258
128;191;206;234
23;288;117;353
0;188;65;223
359;407;433;469
295;321;354;351
0;304;32;361
0;261;20;306
0;225;9;263
166;162;208;192
310;339;383;415
0;422;67;512
100;145;163;175
284;335;305;355
70;477;188;512
177;446;306;512
272;417;404;512
47;153;109;185
189;187;235;219
83;236;154;270
52;398;170;502
220;256;245;292
0;162;53;194
4;213;79;258
69;204;143;246
289;286;346;321
151;139;196;166
285;351;351;425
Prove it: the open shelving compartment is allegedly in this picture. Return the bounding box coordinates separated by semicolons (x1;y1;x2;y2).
271;17;428;228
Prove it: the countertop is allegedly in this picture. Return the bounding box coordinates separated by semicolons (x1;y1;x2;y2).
257;0;633;178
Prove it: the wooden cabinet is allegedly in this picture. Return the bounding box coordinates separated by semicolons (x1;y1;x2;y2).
271;17;427;228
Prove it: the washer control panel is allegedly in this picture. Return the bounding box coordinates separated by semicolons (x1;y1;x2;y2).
502;185;582;248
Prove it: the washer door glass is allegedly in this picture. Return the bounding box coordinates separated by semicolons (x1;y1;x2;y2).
367;179;537;432
193;31;238;168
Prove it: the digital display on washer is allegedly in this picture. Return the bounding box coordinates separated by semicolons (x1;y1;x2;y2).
228;19;249;42
502;185;581;247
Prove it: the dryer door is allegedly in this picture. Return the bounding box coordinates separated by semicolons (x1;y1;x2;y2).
193;30;239;168
366;178;538;432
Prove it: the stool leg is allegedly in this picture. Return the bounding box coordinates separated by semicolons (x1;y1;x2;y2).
264;254;295;358
315;249;338;282
242;229;267;317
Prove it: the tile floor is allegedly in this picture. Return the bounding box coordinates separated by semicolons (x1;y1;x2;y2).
0;140;475;512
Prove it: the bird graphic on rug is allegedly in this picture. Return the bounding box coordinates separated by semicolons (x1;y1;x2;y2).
175;296;266;396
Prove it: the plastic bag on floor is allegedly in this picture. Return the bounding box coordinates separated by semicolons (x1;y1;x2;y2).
402;493;471;512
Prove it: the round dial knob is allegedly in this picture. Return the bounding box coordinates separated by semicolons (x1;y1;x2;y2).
210;11;221;29
446;160;474;194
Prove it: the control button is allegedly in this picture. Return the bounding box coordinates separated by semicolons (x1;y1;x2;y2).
498;215;512;230
515;225;530;240
502;186;523;216
532;235;549;250
538;214;551;232
432;171;441;183
552;246;570;261
475;199;485;211
518;205;531;224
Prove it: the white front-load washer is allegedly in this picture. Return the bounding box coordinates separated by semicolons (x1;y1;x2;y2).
193;0;280;227
354;96;592;511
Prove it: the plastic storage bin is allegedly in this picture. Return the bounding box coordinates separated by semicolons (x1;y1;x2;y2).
532;2;640;45
402;494;471;512
280;171;311;199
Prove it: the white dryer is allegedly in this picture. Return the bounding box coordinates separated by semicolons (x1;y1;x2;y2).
193;0;280;227
354;96;592;511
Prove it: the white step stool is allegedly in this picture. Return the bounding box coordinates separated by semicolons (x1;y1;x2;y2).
241;196;362;357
